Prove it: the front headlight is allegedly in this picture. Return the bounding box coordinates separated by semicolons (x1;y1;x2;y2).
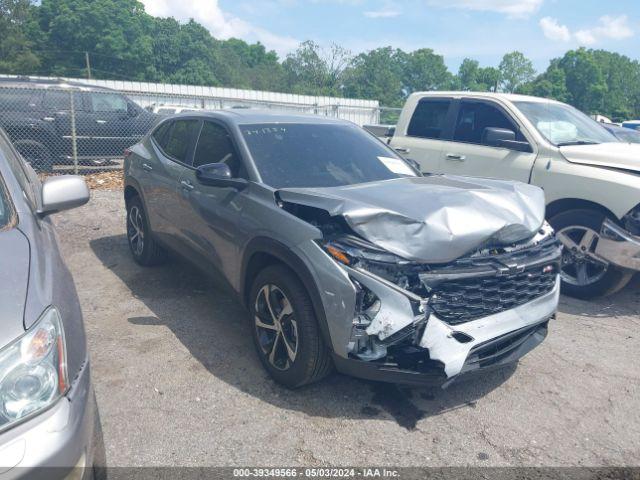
0;307;68;432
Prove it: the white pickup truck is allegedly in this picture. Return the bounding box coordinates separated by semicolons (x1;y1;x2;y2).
372;92;640;298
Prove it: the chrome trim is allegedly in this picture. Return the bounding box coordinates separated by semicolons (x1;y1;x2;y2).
595;219;640;271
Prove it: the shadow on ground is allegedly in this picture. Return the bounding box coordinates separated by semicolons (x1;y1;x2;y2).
90;234;516;430
558;275;640;319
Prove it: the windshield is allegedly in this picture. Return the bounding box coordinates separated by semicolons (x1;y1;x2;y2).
515;101;619;146
240;123;418;189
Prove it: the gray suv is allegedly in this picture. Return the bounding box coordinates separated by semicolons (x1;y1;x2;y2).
0;129;99;478
124;111;562;388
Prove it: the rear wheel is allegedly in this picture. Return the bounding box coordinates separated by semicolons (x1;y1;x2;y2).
126;195;167;266
250;265;332;388
550;209;633;299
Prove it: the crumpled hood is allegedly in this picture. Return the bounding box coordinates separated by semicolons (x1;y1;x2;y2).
560;142;640;173
278;175;545;263
0;228;30;350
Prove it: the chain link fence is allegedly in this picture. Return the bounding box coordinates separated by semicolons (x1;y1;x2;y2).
0;79;394;174
0;84;158;173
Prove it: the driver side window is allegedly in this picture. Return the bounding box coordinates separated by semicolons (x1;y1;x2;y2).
193;122;247;178
453;101;524;146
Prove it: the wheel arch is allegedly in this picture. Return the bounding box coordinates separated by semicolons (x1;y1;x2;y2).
241;237;333;351
546;198;619;222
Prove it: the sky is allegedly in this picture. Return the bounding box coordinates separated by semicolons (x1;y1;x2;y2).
139;0;640;73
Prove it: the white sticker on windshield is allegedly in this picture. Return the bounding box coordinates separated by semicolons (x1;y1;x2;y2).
378;156;415;176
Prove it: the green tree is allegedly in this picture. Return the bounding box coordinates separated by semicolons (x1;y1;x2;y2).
401;48;453;94
0;0;41;74
342;47;405;107
283;41;351;95
557;48;607;114
499;51;535;93
457;58;499;92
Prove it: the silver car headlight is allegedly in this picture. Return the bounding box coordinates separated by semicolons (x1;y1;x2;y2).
0;307;68;432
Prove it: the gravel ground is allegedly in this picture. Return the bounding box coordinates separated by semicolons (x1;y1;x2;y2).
53;189;640;468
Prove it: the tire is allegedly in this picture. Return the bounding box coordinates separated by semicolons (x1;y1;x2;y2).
549;208;633;299
250;265;333;388
14;139;53;172
126;195;168;266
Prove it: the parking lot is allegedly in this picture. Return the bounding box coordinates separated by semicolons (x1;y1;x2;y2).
53;189;640;468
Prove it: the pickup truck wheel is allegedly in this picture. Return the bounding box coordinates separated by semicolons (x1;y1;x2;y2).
549;209;633;299
14;140;53;172
250;265;332;388
126;196;167;266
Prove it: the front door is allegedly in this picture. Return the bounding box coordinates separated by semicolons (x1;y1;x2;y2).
438;99;536;183
177;120;250;279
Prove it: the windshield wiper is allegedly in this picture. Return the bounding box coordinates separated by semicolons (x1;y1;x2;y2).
557;140;600;147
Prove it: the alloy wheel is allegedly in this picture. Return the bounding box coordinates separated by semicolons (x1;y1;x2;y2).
557;225;609;286
254;284;299;371
127;206;145;257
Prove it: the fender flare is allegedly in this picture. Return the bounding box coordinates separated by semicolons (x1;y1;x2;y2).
241;236;333;351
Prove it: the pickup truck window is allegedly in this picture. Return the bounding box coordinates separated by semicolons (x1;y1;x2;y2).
89;92;128;113
453;101;523;145
43;90;72;110
514;101;618;146
241;123;418;189
0;89;39;111
407;99;452;139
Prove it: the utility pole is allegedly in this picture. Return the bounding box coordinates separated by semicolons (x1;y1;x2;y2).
85;52;92;80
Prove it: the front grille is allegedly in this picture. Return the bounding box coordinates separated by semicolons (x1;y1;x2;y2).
428;241;560;325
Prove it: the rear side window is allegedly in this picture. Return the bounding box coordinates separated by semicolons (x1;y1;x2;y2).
43;90;72;110
89;92;128;113
407;99;452;139
152;122;172;150
0;89;40;111
193;122;246;177
162;120;200;163
453;101;522;145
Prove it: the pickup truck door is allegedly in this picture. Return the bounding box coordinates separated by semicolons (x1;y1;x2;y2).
438;99;536;183
389;97;455;174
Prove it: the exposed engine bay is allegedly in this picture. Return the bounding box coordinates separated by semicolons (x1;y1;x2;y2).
276;175;562;382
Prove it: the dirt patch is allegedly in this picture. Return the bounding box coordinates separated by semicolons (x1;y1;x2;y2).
84;171;124;190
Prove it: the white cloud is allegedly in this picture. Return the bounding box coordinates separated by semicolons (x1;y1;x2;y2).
364;9;401;18
574;15;634;45
539;14;634;46
139;0;299;56
427;0;544;18
540;17;571;42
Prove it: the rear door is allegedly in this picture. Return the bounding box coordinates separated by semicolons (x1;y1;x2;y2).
389;97;455;174
439;99;536;183
84;91;138;158
139;119;201;246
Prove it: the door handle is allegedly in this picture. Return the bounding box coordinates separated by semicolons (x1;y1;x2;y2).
142;163;153;172
42;117;55;122
96;119;107;124
446;153;466;161
394;147;410;154
180;180;194;191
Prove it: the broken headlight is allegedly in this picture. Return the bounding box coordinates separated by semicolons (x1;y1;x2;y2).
623;204;640;236
0;307;68;433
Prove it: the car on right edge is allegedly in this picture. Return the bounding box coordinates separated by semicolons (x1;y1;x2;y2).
388;92;640;298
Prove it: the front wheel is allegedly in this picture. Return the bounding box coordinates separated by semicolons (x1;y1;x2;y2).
250;265;332;388
549;209;633;299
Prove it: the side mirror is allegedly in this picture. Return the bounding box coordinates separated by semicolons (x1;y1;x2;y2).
482;127;532;153
196;163;248;190
39;175;89;216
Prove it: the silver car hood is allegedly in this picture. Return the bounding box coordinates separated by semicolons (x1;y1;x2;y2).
0;229;30;350
278;175;545;263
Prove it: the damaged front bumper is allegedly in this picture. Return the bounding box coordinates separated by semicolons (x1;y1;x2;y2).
327;236;562;388
596;219;640;272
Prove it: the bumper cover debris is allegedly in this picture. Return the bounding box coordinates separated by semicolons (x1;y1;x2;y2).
596;219;640;272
